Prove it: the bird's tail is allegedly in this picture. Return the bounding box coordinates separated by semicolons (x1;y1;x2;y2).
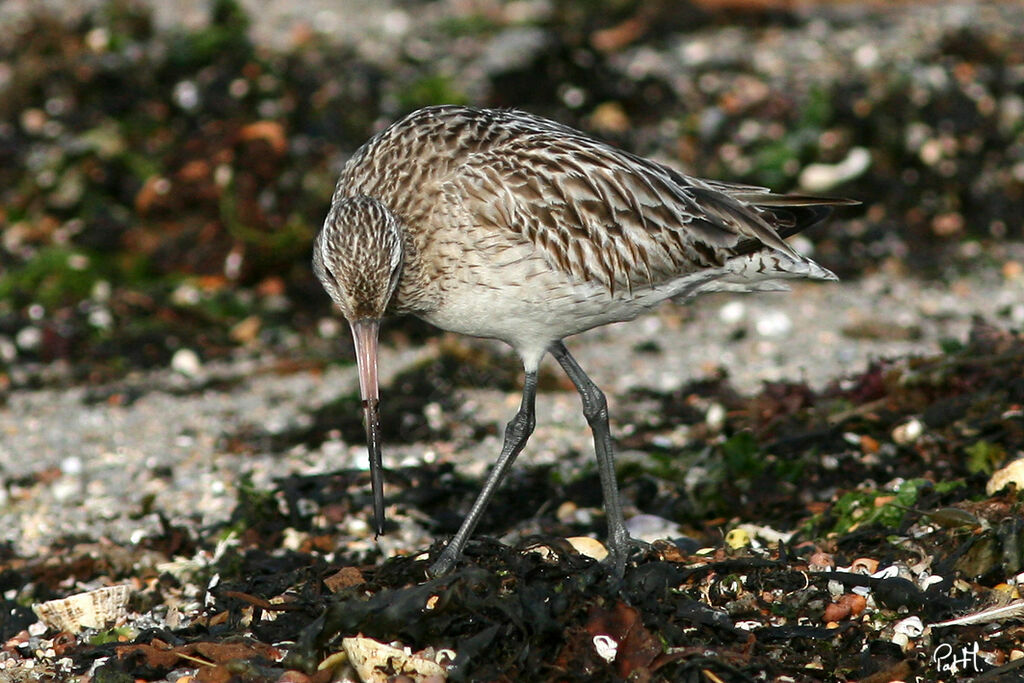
728;193;859;255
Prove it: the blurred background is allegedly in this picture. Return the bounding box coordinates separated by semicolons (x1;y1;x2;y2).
0;0;1022;384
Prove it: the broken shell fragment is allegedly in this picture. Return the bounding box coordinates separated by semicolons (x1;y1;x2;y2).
850;557;879;574
592;634;618;663
32;584;132;633
567;536;609;561
341;635;448;682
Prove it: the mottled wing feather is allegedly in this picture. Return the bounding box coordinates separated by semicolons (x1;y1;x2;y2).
334;105;852;293
447;115;806;291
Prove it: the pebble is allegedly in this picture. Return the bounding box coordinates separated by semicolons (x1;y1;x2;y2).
170;348;202;377
799;147;871;192
808;551;835;571
823;600;851;623
0;336;15;362
626;514;681;543
724;528;751;549
892;418;924;445
718;300;746;325
60;456;83;475
987;458;1024;496
230;316;262;344
14;327;41;352
705;403;726;432
754;310;793;338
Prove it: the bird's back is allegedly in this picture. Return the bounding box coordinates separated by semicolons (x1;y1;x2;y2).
331;105;850;298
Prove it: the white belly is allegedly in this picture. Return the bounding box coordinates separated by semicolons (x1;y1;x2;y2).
415;244;658;367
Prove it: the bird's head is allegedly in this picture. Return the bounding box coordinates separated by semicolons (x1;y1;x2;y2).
313;195;404;536
313;195;404;321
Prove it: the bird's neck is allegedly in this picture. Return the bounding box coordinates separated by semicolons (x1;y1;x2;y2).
387;226;431;315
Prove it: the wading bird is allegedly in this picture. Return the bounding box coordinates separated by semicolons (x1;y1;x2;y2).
313;105;855;576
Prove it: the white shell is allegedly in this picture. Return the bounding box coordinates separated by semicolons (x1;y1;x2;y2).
592;634;618;663
32;584;131;632
341;635;448;682
567;536;609;561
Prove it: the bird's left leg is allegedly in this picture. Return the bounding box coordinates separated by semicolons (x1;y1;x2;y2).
428;369;538;577
549;341;634;576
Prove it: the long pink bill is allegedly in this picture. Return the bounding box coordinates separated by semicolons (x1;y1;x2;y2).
349;318;386;536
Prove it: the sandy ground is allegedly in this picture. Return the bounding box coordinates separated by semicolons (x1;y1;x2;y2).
4;261;1024;559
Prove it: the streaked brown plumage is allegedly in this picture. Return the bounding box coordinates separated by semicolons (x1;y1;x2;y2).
314;104;855;576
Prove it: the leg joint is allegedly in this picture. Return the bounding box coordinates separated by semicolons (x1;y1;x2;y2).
580;385;608;424
504;406;536;443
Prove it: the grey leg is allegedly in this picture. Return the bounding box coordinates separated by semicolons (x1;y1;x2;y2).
550;341;631;576
428;370;538;577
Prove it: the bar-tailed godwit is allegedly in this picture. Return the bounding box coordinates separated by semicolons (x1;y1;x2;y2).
313;105;855;576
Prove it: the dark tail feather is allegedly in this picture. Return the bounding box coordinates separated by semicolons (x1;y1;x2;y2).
732;195;858;256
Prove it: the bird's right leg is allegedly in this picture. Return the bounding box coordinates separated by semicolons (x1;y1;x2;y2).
549;341;633;577
428;370;538;577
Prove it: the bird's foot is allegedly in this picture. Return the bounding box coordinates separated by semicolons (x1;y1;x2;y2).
605;532;651;578
427;544;460;578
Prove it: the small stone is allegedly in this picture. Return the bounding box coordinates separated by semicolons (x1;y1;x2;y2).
799;147;871;192
171;283;201;306
0;335;15;362
725;528;750;549
892;418;924;445
987;458;1024;496
20;108;47;134
239;120;287;156
626;514;681;543
555;501;578;524
754;309;792;338
523;543;558;562
838;593;867;618
324;567;365;593
15;327;42;351
341;636;446;682
823;601;851;622
85;27;110;52
589;102;630;134
60;456;83;476
230;315;262;344
718;300;746;324
932;212;964;237
809;551;835;571
171;348;202;377
706;403;726;432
